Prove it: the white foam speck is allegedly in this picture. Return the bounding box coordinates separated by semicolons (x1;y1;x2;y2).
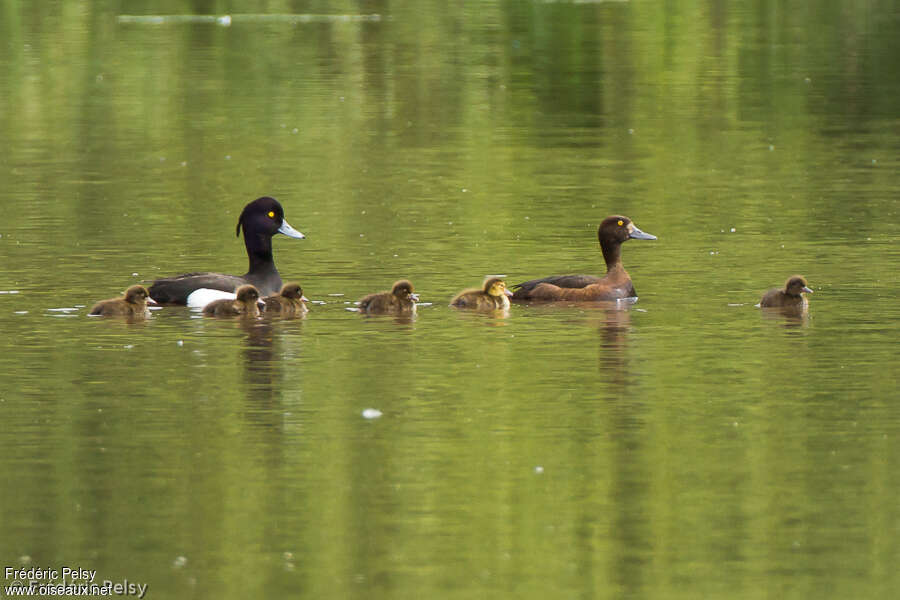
534;466;544;474
362;408;382;419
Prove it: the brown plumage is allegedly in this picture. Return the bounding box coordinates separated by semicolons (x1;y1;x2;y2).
358;280;418;315
263;282;308;316
760;275;813;309
451;277;512;310
202;284;261;317
89;285;155;318
512;215;656;301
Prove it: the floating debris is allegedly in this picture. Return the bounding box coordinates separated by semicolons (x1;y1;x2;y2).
362;408;382;419
0;290;20;294
534;466;544;474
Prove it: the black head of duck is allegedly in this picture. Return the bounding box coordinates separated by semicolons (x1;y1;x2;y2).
149;196;304;304
512;215;656;302
358;279;419;314
760;275;813;309
89;284;156;317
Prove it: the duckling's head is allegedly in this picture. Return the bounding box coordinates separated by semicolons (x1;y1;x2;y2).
785;275;813;296
236;285;261;304
483;277;510;298
235;196;305;240
598;216;657;245
280;282;304;299
124;285;152;305
391;280;419;302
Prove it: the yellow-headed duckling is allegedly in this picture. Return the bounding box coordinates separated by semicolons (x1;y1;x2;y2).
358;280;418;315
149;196;305;305
89;285;155;318
451;277;512;310
202;284;261;317
512;215;656;301
263;282;308;316
760;275;813;309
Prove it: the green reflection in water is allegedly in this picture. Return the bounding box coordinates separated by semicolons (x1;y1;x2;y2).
1;1;898;599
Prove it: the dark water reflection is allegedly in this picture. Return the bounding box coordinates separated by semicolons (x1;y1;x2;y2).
1;1;899;599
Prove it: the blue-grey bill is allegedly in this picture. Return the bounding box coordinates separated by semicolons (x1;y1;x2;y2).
802;286;814;294
279;219;305;239
629;226;657;240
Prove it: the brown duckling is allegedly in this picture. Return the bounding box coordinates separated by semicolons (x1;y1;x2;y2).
451;277;513;310
760;275;813;309
202;284;261;317
89;285;155;318
263;282;308;316
512;215;656;301
358;280;419;315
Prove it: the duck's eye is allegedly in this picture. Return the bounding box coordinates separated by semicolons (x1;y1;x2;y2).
617;220;624;226
267;211;275;218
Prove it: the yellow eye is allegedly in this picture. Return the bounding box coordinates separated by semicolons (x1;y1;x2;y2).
617;220;624;226
267;211;275;218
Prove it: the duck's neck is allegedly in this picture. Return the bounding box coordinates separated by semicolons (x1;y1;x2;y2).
243;230;278;276
600;240;624;273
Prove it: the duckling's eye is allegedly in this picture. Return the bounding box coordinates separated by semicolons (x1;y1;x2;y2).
617;220;624;226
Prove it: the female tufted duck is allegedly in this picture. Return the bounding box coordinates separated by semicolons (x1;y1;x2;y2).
512;216;656;301
89;285;155;318
760;275;813;310
451;277;513;310
149;196;304;304
202;284;262;317
358;280;419;315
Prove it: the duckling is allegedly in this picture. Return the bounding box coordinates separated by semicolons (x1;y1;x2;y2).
89;285;155;318
358;280;418;315
451;277;513;310
202;284;261;317
263;282;308;316
760;275;813;309
512;215;656;301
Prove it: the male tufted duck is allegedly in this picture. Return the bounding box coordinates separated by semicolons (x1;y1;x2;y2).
149;196;304;304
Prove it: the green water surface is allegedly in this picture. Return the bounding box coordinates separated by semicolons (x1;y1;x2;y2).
1;1;898;598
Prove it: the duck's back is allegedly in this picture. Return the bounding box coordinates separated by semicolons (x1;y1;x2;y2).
90;299;129;316
202;298;242;316
513;272;634;301
149;272;247;304
512;274;601;298
451;290;506;310
760;289;805;308
264;295;306;315
359;292;394;313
